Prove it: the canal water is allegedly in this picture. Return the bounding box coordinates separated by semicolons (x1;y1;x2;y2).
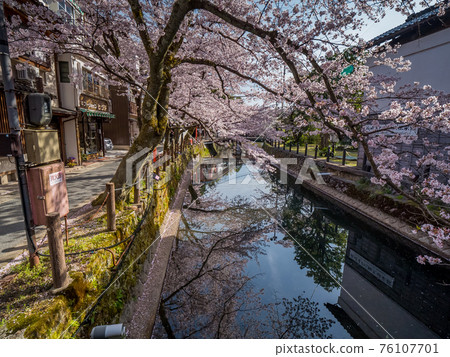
152;160;449;339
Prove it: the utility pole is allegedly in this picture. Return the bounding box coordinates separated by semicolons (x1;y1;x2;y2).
0;1;39;266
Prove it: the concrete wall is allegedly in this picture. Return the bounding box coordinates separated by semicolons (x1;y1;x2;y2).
339;230;450;338
44;57;58;107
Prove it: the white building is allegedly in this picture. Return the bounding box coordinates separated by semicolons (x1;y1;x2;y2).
45;0;114;164
359;4;450;173
56;53;114;164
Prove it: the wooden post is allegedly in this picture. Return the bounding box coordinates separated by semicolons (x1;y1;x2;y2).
296;143;299;154
106;183;116;231
144;163;149;193
305;143;308;157
172;139;176;162
283;142;285;150
134;182;140;204
326;147;330;162
46;212;70;292
342;148;347;166
64;215;69;246
289;143;292;152
314;145;318;159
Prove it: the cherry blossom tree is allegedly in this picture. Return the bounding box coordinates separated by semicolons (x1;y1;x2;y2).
6;0;449;252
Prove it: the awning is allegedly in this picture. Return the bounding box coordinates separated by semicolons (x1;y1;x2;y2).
53;107;77;116
79;108;115;119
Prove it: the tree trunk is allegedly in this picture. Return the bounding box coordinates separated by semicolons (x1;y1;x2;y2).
135;93;143;130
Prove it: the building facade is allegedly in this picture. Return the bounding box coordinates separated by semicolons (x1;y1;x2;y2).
103;87;140;148
56;53;114;164
0;0;118;183
358;4;450;175
0;1;63;183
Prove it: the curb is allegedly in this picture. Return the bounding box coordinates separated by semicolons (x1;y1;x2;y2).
123;161;194;338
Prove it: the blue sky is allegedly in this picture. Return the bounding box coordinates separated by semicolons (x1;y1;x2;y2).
360;10;407;40
359;4;428;41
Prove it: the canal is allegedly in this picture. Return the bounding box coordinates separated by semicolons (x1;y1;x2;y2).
152;159;449;339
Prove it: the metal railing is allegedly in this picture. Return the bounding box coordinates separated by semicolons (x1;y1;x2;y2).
267;140;358;167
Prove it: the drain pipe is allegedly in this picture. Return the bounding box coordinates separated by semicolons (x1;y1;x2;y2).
91;324;126;339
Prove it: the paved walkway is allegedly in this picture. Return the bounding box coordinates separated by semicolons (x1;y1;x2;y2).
0;151;126;268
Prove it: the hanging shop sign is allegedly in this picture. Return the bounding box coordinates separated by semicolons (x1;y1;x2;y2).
80;94;108;112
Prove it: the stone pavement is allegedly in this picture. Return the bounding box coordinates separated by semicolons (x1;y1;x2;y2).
0;150;127;268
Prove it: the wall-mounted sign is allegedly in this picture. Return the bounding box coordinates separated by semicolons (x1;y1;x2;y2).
349;249;395;288
364;124;417;137
49;171;64;186
80;94;108;112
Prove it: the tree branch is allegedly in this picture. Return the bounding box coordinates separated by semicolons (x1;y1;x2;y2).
127;0;154;58
180;57;280;96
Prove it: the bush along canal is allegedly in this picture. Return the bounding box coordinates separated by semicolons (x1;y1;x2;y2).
152;159;449;339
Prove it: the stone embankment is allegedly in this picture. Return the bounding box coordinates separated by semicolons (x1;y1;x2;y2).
265;144;450;262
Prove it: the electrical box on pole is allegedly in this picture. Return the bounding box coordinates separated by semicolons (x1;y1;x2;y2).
23;129;61;164
27;162;69;226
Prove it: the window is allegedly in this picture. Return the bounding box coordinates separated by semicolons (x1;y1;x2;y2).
66;4;74;18
59;61;70;83
58;0;78;23
58;0;66;12
39;70;47;85
82;68;93;92
93;76;99;94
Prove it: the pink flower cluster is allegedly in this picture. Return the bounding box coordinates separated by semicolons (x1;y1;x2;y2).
416;255;442;265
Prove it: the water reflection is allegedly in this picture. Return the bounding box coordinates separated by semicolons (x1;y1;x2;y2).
152;162;449;339
281;195;348;292
339;230;449;338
